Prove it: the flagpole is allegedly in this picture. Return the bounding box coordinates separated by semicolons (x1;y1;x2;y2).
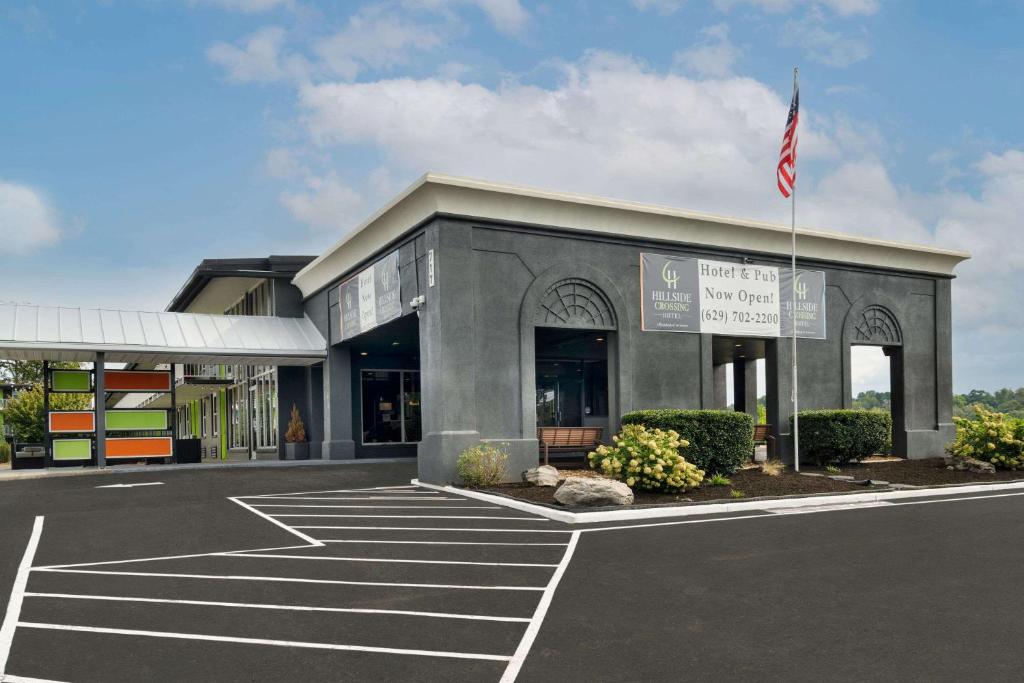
790;66;800;473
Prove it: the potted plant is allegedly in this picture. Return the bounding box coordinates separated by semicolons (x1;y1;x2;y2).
284;404;309;460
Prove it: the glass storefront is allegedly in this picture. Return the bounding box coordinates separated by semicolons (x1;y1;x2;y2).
361;370;421;444
535;359;608;427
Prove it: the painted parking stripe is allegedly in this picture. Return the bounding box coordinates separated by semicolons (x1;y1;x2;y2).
293;526;571;533
2;675;70;683
228;498;323;546
320;540;569;546
23;594;532;623
251;505;503;509
33;544;316;571
31;568;548;592
270;515;548;521
243;496;469;501
16;623;513;662
0;516;45;677
216;553;560;568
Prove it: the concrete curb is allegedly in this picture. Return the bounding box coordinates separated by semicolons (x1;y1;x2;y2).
0;458;417;484
412;478;1024;524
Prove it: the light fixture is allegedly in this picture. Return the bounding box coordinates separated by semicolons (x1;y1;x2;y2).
360;352;368;357
734;343;742;348
596;337;605;342
391;341;400;347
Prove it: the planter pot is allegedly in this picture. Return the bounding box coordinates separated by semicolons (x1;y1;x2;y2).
285;442;310;461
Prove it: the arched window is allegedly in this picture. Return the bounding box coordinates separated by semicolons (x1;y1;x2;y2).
852;305;902;345
536;278;616;329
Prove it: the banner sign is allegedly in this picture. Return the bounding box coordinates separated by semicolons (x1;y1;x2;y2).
641;253;826;339
339;250;402;341
780;269;827;339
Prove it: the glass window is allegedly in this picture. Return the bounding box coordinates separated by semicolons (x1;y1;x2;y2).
212;394;219;437
584;360;609;417
361;370;421;444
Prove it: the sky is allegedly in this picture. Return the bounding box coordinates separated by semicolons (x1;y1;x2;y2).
1;0;1023;394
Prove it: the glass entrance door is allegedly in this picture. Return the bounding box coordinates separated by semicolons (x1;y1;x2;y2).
536;361;583;427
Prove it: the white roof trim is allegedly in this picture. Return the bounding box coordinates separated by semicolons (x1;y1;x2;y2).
292;173;971;297
0;304;327;365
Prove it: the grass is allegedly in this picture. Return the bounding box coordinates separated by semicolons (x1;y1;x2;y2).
707;473;732;486
761;460;784;476
825;464;841;474
729;489;746;499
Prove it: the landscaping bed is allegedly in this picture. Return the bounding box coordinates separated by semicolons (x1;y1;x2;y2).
477;468;874;508
805;457;1024;486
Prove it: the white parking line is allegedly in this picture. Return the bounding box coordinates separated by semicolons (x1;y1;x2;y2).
16;623;514;662
31;568;548;592
294;526;571;533
0;517;44;677
244;497;469;501
34;544;316;571
270;515;549;521
320;540;569;546
251;505;502;509
228;498;323;547
23;594;532;623
500;530;581;683
217;553;559;568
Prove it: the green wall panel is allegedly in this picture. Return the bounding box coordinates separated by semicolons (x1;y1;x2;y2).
53;438;92;461
51;370;91;393
106;410;168;431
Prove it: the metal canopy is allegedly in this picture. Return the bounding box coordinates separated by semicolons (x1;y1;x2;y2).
0;303;327;366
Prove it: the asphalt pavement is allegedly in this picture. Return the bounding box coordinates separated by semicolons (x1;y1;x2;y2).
1;462;1023;682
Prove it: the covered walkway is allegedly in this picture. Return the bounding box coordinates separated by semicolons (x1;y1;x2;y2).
0;303;327;468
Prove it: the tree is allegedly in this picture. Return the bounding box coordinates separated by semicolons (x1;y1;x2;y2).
2;385;91;443
0;360;81;385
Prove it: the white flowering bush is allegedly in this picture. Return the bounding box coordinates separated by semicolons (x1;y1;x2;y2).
948;406;1024;470
587;424;704;492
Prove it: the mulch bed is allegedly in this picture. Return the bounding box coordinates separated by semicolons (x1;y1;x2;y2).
804;457;1024;486
477;468;873;508
473;458;1024;510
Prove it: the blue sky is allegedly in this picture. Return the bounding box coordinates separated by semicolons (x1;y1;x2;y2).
2;0;1023;393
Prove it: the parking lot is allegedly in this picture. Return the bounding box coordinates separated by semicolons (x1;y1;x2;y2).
2;463;1024;682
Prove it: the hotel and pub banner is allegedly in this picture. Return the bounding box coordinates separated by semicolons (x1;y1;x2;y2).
338;250;402;341
640;253;826;339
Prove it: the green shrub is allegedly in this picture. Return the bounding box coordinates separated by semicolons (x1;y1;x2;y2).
0;441;10;464
948;405;1024;470
791;410;892;465
588;423;703;492
621;410;754;475
706;473;731;486
456;443;509;486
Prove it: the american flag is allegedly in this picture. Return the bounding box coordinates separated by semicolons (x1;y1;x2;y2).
777;83;799;198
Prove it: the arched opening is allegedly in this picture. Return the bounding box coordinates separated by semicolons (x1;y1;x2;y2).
846;304;905;456
534;279;616;435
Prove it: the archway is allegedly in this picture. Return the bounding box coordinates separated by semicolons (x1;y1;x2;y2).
519;265;630;441
843;302;905;456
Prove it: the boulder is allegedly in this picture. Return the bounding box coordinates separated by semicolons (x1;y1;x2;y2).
554;478;634;507
522;465;560;487
944;455;996;474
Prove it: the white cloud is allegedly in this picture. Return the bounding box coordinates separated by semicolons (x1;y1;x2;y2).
0;180;61;254
314;7;444;81
714;0;878;17
279;173;365;232
296;51;833;221
781;10;870;67
206;26;309;83
407;0;530;34
631;0;686;14
190;0;292;12
674;23;740;78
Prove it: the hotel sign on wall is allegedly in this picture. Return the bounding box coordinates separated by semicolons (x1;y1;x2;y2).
640;253;826;339
339;250;402;341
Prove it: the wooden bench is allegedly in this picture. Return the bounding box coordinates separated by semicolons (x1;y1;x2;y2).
752;424;775;460
537;427;603;466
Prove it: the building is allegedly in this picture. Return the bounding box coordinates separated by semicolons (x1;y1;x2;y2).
0;174;969;483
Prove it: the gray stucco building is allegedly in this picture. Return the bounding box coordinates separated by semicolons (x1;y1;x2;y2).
291;174;969;483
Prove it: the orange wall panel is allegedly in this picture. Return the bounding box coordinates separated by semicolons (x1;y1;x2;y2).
106;437;173;458
48;411;96;433
104;371;172;392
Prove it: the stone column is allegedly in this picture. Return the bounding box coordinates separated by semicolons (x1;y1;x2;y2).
321;343;355;460
712;364;728;409
417;221;483;483
733;358;759;420
766;340;794;463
